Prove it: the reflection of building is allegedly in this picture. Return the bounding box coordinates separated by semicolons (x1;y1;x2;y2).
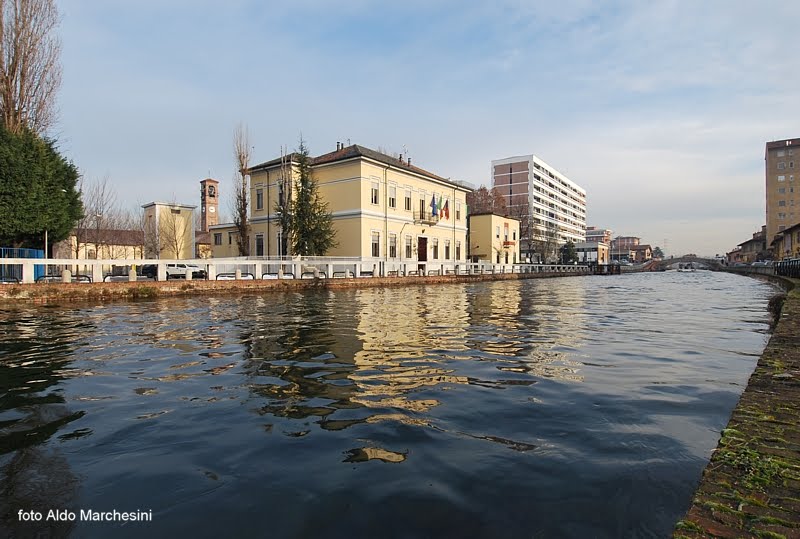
211;143;471;264
142;202;196;259
765;138;799;249
575;241;609;264
491;154;586;259
468;213;520;264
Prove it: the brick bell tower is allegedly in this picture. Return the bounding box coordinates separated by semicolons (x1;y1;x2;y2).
200;178;219;232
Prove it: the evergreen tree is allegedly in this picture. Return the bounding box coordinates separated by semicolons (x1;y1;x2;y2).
560;240;578;264
289;139;337;256
0;125;82;250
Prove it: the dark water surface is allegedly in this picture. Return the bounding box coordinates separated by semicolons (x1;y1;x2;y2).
0;271;776;538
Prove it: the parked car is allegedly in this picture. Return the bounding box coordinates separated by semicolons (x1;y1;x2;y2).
139;264;158;279
166;263;206;279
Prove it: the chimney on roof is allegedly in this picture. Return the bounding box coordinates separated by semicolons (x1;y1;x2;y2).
399;153;404;164
408;157;412;166
336;142;341;151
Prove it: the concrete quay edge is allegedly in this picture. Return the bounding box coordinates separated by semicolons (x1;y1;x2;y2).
675;276;800;539
0;269;591;305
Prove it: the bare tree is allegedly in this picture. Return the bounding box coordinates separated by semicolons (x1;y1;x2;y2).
232;122;251;256
74;175;118;259
466;185;507;215
0;0;62;134
159;204;189;259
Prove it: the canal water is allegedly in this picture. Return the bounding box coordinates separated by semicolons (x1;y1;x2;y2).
0;271;776;538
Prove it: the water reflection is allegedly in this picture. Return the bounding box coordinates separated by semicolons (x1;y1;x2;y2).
0;308;85;537
0;272;778;538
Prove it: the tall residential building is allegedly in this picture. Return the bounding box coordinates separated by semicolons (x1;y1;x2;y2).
491;155;586;261
766;138;800;247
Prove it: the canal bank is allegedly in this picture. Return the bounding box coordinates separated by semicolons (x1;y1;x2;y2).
676;275;800;539
0;268;591;304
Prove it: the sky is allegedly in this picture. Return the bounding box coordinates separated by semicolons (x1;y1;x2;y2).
54;0;799;257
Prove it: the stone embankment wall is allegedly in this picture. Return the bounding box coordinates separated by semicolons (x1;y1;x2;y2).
0;270;588;304
675;277;800;539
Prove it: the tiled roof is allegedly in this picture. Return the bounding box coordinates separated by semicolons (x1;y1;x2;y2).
250;144;471;191
74;228;144;246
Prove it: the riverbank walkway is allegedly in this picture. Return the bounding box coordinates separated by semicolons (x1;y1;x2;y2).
676;276;800;538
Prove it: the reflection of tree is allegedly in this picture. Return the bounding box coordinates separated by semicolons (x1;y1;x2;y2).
0;310;84;536
244;290;360;423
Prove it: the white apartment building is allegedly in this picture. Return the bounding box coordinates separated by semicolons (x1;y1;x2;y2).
491;155;586;259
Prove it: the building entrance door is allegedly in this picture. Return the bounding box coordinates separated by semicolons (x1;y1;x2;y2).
417;237;427;274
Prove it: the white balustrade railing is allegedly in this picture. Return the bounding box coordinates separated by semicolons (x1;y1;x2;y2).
0;257;591;284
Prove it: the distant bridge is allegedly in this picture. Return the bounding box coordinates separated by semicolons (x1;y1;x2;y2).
654;256;723;271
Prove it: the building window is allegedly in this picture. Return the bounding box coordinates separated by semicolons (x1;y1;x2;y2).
278;183;285;206
513;230;517;240
256;188;264;210
778;150;786;157
444;240;450;260
779;187;786;194
389;186;396;209
432;238;439;259
214;233;222;245
504;223;509;241
778;162;786;170
371;231;380;257
779;175;786;182
791;162;795;169
495;226;500;239
779;225;786;231
171;208;180;215
456;241;461;260
228;233;233;245
419;197;425;216
255;234;264;256
405;235;412;259
456;202;461;220
779;200;786;206
389;234;397;258
371;182;379;205
404;189;412;211
778;213;786;219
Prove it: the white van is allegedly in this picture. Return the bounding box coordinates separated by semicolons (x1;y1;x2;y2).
165;263;206;279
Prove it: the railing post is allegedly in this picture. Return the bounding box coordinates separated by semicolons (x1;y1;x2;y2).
207;264;216;280
235;269;242;280
62;268;72;283
128;268;137;282
92;262;103;284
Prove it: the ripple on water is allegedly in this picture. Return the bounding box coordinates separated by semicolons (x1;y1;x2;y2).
0;272;777;537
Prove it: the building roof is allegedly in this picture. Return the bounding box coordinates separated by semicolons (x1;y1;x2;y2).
195;231;211;245
632;244;652;251
468;211;520;221
74;228;144;246
250;144;472;192
141;201;197;210
766;138;800;152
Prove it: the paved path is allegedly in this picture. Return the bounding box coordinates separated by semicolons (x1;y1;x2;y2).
675;278;800;538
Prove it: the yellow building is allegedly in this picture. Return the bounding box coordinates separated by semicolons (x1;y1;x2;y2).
212;144;471;271
467;213;521;264
142;202;196;259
